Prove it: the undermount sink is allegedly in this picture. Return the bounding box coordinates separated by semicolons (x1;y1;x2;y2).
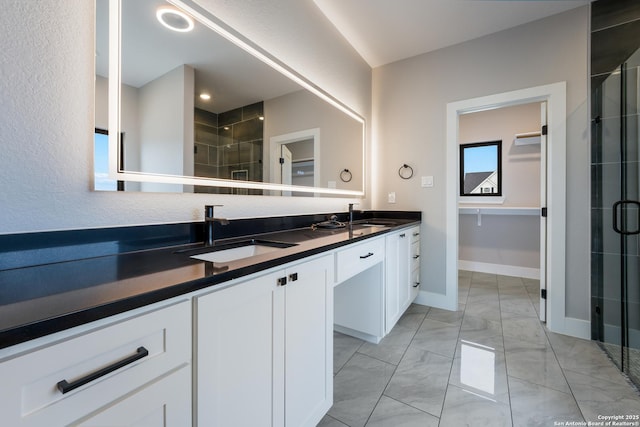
353;220;396;228
189;239;297;264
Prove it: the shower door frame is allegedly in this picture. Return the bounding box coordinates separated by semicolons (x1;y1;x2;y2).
593;58;640;386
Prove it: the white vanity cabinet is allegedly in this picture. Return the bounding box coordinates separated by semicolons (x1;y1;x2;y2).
195;254;333;427
385;226;421;334
0;300;192;427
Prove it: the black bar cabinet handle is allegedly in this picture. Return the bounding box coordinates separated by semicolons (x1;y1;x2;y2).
57;346;149;394
360;252;374;259
613;200;640;235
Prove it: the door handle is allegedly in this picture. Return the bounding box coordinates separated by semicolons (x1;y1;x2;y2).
613;200;640;235
360;252;374;259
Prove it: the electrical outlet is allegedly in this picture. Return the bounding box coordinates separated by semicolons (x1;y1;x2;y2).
388;192;396;203
421;176;434;187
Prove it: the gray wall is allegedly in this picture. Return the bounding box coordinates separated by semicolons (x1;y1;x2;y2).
459;215;541;269
0;0;371;234
372;7;590;320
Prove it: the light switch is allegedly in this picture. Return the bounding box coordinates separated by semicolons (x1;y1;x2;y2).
421;176;434;187
388;192;396;203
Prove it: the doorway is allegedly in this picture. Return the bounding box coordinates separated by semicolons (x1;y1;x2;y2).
457;101;546;319
269;128;320;196
445;82;571;336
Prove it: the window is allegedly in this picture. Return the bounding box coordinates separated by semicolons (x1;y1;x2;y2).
94;128;124;191
460;140;502;196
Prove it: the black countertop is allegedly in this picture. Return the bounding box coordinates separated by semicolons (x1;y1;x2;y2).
0;213;420;350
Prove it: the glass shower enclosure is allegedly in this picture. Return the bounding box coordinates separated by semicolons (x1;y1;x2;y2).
592;46;640;387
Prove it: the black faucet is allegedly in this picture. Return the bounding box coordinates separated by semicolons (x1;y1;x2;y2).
348;203;360;225
204;205;229;247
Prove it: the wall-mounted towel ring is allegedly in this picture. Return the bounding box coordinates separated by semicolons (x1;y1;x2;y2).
398;164;414;179
340;169;352;182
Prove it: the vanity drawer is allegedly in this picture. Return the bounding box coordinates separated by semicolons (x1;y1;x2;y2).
410;268;420;300
336;237;385;283
0;299;191;426
411;241;420;271
410;227;421;244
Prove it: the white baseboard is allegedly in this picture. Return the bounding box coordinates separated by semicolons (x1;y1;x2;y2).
552;317;590;340
334;324;382;344
458;260;540;280
414;290;457;311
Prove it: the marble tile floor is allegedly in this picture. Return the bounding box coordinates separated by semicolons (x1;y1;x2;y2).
318;270;640;427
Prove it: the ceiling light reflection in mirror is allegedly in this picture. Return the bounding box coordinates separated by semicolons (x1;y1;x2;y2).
95;0;365;196
156;7;194;32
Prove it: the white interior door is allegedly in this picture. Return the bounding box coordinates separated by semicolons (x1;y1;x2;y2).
280;145;292;197
280;145;292;186
539;101;548;322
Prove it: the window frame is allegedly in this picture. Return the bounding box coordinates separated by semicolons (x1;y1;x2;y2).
459;140;502;197
94;128;125;191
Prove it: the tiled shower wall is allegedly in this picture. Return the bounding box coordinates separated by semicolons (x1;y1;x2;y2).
194;101;264;195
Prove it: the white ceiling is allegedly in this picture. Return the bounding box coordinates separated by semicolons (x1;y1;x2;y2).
313;0;589;68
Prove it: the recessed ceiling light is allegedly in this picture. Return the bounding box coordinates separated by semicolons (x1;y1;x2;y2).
200;93;211;101
156;7;194;33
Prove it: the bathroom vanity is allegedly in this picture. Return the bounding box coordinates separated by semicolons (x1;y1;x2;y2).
0;212;420;427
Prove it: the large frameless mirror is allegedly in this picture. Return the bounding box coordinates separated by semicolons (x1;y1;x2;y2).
95;0;365;196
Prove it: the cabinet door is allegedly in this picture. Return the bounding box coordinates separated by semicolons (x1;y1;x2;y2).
284;255;333;427
73;365;191;426
195;271;285;427
385;231;410;334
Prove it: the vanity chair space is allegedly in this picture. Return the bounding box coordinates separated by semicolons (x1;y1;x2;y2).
334;224;421;343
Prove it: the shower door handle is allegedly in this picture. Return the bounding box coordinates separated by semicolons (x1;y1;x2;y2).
613;200;640;235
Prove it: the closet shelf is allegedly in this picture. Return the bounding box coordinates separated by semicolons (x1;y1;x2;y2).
458;207;540;216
